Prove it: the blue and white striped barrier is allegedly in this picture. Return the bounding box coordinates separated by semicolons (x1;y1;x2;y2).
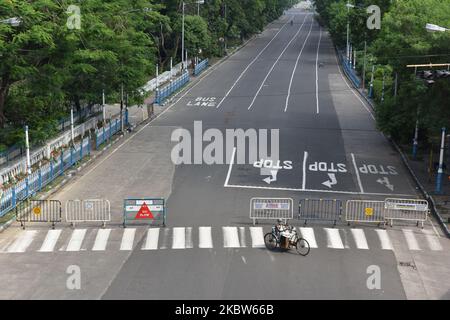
194;59;208;76
0;138;91;218
155;71;190;105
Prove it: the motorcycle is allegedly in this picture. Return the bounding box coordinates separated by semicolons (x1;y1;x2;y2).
264;225;310;256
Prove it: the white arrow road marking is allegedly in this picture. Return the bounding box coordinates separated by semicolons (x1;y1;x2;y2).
377;177;394;191
322;173;337;188
263;170;278;184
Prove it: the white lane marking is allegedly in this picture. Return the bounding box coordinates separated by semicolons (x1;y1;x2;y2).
315;27;322;114
199;226;213;248
92;229;112;251
120;228;136;251
172;227;186;249
403;229;421;251
239;227;247;247
241;256;247;264
66;229;87;252
285;16;314;112
7;230;37;253
421;229;443;251
215;18;291;109
248;14;310;110
351;228;369;250
39;230;62;252
250;227;265;248
351;153;365;193
302;151;308;190
333;50;376;121
375;229;393;250
224;183;413;197
324;228;345;249
185;227;193;249
160;228;170;249
429;219;441;238
299;227;318;248
223;226;241;248
142;228;159;250
224;147;236;187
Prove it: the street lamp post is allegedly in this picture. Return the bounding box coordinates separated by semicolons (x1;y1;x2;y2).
346;2;355;62
436;127;446;194
369;64;375;98
182;2;185;69
25;125;31;175
412;117;419;159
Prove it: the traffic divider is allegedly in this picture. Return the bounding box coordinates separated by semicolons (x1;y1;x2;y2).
193;59;208;76
249;198;293;225
16;199;62;229
155;71;190;105
345;200;386;226
384;198;428;228
123;198;166;227
298;199;342;226
65;199;111;228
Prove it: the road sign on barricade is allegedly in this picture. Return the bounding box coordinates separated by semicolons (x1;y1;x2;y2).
65;199;111;228
345;200;385;226
384;198;428;228
123;198;166;227
249;198;293;225
298;199;342;226
16;199;62;229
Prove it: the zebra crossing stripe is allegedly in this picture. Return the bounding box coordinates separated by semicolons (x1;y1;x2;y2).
223;227;240;248
120;228;136;251
351;229;369;250
199;226;213;248
375;229;393;250
421;229;442;251
403;229;421;251
299;227;318;248
250;227;265;248
92;229;112;251
142;228;159;250
239;227;246;247
66;229;87;252
324;228;344;249
160;228;170;249
172;227;186;249
39;230;62;252
185;227;193;249
7;230;37;253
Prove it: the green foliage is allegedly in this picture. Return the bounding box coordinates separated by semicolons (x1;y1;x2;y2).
315;0;450;145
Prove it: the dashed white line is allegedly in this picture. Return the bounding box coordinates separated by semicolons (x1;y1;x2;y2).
350;228;369;250
421;228;443;251
66;229;87;252
299;227;318;248
215;17;291;109
250;227;265;248
224;147;236;187
324;228;345;249
315;27;322;114
284;16;314;112
223;226;240;248
249;14;310;110
172;227;186;249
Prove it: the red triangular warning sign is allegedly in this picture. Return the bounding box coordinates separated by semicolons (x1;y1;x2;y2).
135;202;154;219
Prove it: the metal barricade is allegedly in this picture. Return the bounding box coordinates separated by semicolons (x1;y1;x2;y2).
298;199;342;226
123;198;166;227
345;200;385;226
16;199;62;229
249;198;293;225
65;199;111;227
384;198;428;228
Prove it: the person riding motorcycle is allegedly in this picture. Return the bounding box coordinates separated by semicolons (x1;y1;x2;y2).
290;20;293;26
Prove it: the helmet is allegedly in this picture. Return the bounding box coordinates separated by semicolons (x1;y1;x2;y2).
277;218;283;223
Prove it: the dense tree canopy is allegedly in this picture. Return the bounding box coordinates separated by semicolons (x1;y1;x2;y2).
314;0;450;145
0;0;296;151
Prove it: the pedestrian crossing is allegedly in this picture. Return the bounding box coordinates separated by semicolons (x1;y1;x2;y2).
0;225;444;254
